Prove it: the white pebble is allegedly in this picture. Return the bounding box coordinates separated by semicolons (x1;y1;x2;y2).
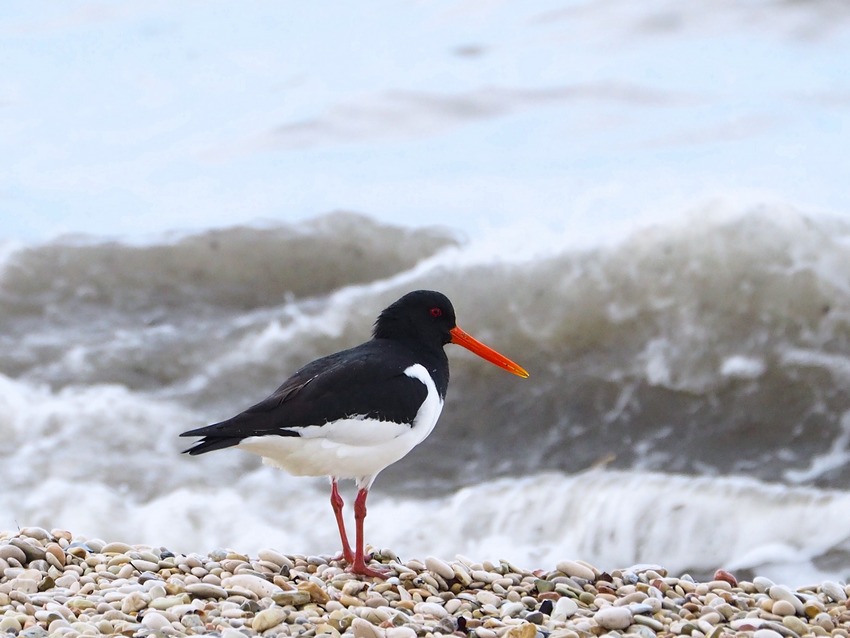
552;597;578;620
752;576;775;592
472;569;499;584
476;590;501;607
258;548;293;569
424;556;454;580
822;581;848;603
753;630;784;638
352;617;386;638
142;611;172;631
768;585;804;615
500;601;525;618
557;560;595;580
771;600;796;617
594;606;633;630
252;607;287;632
414;602;448;618
0;617;22;633
222;573;281;598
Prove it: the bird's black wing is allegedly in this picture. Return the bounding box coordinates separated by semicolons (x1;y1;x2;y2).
180;341;429;455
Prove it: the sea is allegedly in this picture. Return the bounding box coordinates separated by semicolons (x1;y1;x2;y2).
2;1;850;588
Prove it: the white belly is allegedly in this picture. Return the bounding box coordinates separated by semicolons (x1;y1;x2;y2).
237;364;444;488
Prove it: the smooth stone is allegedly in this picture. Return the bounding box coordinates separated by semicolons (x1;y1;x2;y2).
185;582;228;599
821;581;848;603
771;600;797;617
150;594;189;610
504;624;537;638
182;615;205;630
11;577;39;594
258;548;291;568
471;569;498;584
18;527;50;541
141;611;172;631
699;611;722;625
552;597;579;620
386;628;417;638
101;542;133;554
147;584;168;600
753;630;784;638
252;607;288;632
0;617;22;633
525;611;545;625
298;580;331;604
414;602;448;618
556;560;595;581
634;615;665;631
753;576;775;593
131;559;160;572
627;602;655;615
44;544;65;569
424;556;455;580
535;579;554;593
10;538;46;561
273;590;311;606
500;601;526;618
351;617;386;638
813;612;835;631
731;618;768;630
120;590;150;613
222;573;282;598
594;606;633;630
781;615;809;635
476;590;501;607
768;585;804;615
82;538;105;552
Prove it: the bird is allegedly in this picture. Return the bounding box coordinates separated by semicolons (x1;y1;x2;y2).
180;289;529;578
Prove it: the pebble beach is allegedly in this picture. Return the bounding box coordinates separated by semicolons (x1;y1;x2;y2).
1;528;849;638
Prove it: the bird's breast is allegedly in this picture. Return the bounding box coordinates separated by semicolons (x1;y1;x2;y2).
403;363;444;444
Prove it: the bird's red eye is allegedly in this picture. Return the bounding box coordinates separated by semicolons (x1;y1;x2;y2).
430;307;442;318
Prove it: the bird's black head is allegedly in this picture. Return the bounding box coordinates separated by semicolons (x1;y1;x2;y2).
372;290;457;348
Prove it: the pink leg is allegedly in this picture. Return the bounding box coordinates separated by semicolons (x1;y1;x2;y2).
330;479;354;564
347;487;388;579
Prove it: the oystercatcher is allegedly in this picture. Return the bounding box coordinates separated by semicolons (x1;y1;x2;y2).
180;290;528;578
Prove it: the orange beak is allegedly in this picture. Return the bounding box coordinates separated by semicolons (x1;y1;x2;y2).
449;326;529;378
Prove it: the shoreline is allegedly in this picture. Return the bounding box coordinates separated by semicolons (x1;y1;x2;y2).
1;528;849;637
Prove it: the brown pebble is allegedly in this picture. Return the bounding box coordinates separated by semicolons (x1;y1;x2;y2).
713;569;737;587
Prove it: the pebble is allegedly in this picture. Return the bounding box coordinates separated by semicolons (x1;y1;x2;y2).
771;599;797;616
252;606;287;632
185;582;228;598
425;556;455;580
556;560;595;581
768;584;805;615
552;597;579;620
222;573;282;598
823;581;849;603
594;606;633;629
141;610;172;631
1;530;850;638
